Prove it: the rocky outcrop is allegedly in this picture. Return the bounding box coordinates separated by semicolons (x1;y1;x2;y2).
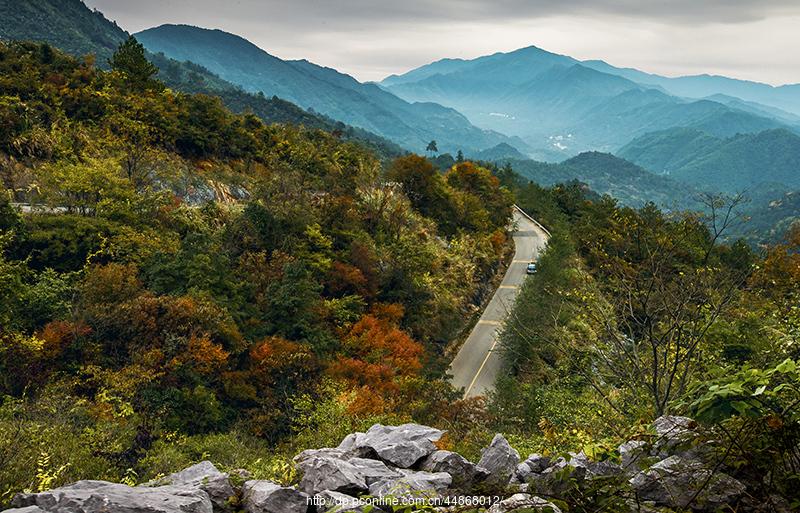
10;481;213;513
487;493;562;513
5;417;761;513
241;480;309;513
629;455;745;511
420;450;490;489
368;471;452;499
350;424;445;468
146;461;235;512
478;434;520;486
297;456;369;496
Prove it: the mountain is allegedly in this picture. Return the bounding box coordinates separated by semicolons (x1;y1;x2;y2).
383;46;792;159
135;24;525;155
472;143;528;162
582;60;800;117
0;0;123;66
619;127;800;193
508;152;695;209
0;0;404;160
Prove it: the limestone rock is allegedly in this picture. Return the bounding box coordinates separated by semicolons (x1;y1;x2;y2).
297;457;368;496
368;471;452;499
478;434;520;486
629;455;745;511
241;480;309;513
11;481;212;513
312;491;365;513
148;461;234;512
353;424;444;468
486;493;562;513
420;450;489;488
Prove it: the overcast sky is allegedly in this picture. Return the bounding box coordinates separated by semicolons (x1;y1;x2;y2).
84;0;800;85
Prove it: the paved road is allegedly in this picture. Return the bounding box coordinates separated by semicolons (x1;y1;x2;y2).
449;207;550;398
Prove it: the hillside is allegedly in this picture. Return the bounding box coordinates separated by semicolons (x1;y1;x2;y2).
0;40;516;497
0;0;122;65
505;152;694;209
135;24;525;155
0;0;403;160
383;46;791;158
619;127;800;193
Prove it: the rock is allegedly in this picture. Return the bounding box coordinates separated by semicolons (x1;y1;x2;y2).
312;491;365;513
568;452;621;479
368;471;452;499
241;480;309;513
353;424;444;468
2;507;47;513
478;434;520;486
618;440;648;471
519;454;551;475
629;455;745;511
348;458;403;485
297;457;368;496
652;416;697;454
148;461;235;512
293;448;347;464
11;480;212;513
420;451;489;489
486;493;562;513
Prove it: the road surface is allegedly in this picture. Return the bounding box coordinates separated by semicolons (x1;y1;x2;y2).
449;206;549;398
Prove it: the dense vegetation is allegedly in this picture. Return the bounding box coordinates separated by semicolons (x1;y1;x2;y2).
0;41;514;499
495;172;800;507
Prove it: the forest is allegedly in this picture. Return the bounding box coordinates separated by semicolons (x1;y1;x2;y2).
0;40;513;498
1;38;799;511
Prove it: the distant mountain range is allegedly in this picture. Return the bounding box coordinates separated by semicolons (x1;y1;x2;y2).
135;24;526;155
619;127;800;193
381;46;800;159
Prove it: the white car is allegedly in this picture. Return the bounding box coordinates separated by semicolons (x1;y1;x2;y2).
526;262;537;274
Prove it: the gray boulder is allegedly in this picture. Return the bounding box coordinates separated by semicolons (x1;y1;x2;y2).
2;508;47;513
147;461;235;512
652;416;697;454
293;448;347;465
618;440;648;471
347;458;403;485
368;471;451;499
297;457;368;496
420;450;489;489
312;491;365;513
353;424;444;468
478;434;520;486
518;454;551;476
11;480;212;513
567;452;621;479
241;480;309;513
486;493;562;513
629;455;745;511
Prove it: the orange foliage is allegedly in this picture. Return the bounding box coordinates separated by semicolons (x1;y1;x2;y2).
327;261;368;296
38;320;91;358
168;334;230;375
328;313;424;405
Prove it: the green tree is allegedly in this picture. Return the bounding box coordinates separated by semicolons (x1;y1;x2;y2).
108;36;160;91
425;140;438;155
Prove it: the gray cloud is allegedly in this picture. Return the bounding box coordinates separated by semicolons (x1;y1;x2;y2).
85;0;800;84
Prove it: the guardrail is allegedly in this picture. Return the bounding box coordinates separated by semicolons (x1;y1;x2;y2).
513;204;551;238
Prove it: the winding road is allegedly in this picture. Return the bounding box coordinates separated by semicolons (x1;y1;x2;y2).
449;206;550;398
